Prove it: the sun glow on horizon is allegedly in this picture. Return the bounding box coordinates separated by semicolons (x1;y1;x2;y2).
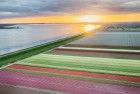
0;13;140;24
79;15;100;23
84;24;101;32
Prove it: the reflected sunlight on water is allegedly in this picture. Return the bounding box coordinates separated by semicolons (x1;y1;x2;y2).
84;24;101;32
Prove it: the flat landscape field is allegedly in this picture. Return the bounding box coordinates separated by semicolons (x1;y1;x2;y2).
0;53;140;94
0;23;140;94
49;46;140;59
68;32;140;48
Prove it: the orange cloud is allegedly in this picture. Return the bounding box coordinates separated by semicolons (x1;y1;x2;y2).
0;13;140;24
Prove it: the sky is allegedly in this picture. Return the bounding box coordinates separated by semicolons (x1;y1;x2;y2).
0;0;140;23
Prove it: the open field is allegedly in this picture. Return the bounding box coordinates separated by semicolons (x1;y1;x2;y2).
48;46;140;59
69;32;140;48
0;83;63;94
0;53;140;94
0;37;140;94
0;23;140;94
0;70;140;94
15;54;140;77
0;34;84;67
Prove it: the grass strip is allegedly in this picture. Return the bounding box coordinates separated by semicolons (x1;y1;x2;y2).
17;54;140;77
0;34;84;67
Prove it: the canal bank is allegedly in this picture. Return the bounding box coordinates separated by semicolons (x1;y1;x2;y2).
0;34;85;67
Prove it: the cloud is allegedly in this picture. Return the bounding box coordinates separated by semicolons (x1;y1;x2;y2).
0;0;140;18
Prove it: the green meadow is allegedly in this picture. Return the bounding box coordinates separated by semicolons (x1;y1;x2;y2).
17;54;140;77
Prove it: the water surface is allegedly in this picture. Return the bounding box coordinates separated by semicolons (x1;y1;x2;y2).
0;24;80;55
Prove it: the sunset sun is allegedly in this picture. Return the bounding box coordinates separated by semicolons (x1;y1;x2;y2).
84;24;101;32
79;15;100;23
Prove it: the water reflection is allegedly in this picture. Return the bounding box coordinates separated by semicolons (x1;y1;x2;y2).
0;24;80;55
